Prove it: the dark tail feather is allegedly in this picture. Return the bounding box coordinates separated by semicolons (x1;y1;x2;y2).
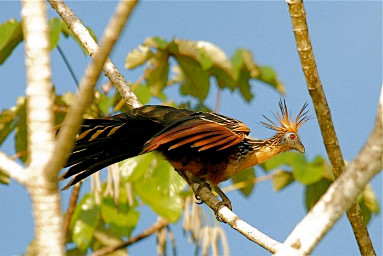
61;114;163;189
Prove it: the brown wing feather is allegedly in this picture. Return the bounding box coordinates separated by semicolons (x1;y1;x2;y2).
198;136;237;151
142;117;249;153
168;131;222;150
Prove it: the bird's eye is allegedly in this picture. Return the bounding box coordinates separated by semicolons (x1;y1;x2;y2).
289;133;296;140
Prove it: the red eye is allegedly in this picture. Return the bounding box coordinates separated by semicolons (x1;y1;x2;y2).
289;134;296;140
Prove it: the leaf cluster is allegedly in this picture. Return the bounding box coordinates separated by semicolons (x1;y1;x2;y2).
126;37;284;102
262;152;379;224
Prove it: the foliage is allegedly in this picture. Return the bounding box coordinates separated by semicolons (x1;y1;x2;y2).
126;37;284;101
0;16;380;254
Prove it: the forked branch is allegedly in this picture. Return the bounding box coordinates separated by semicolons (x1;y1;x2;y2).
276;89;382;255
44;0;138;182
286;0;378;254
48;0;142;109
0;152;27;185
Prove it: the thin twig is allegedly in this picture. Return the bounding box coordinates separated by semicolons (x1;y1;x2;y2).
48;0;142;109
91;218;170;256
286;0;376;254
214;89;222;112
222;174;273;193
44;0;138;182
57;44;79;87
275;89;383;255
0;151;27;185
63;182;82;240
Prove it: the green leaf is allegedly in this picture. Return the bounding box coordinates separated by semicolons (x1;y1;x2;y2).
92;227;127;254
172;39;235;90
231;49;259;79
0;19;23;65
358;184;379;224
15;97;27;163
263;152;325;185
119;153;155;183
97;94;114;116
231;167;256;197
236;68;253;102
257;66;285;94
145;51;170;96
101;196;139;237
49;18;62;50
0;170;10;185
231;49;260;101
134;84;152;105
0;107;19;145
67;247;87;256
152;159;186;196
144;37;169;50
175;55;210;101
361;184;379;213
71;193;100;251
125;44;153;69
293;155;325;185
196;48;214;70
262;152;303;171
305;178;332;211
272;170;294;192
132;156;186;222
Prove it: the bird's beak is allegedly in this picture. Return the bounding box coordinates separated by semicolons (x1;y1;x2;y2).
294;141;305;153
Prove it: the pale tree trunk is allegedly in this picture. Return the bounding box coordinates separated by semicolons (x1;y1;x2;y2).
21;0;64;254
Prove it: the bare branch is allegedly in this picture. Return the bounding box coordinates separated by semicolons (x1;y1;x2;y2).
48;0;142;109
91;218;170;256
44;0;138;182
0;151;27;185
275;89;382;255
286;0;376;254
21;0;64;254
194;184;302;255
63;182;82;240
218;207;303;255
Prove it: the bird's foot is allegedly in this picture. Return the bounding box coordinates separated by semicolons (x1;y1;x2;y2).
213;199;232;222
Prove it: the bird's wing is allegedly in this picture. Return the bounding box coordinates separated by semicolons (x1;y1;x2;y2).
141;112;250;153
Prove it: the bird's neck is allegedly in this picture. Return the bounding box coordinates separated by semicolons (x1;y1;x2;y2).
236;133;288;171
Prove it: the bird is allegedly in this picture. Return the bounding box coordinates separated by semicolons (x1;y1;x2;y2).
60;100;310;215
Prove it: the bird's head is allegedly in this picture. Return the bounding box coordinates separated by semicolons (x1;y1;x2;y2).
261;100;310;153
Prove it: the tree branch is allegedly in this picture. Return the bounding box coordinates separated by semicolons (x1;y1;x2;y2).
0;151;27;185
91;218;170;256
63;182;82;240
276;89;382;255
195;185;302;255
286;0;376;254
48;0;142;109
44;0;138;182
21;0;64;254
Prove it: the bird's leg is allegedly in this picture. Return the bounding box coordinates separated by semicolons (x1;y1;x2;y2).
175;169;230;222
211;184;232;212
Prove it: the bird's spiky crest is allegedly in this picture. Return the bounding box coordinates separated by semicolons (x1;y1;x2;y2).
261;100;310;134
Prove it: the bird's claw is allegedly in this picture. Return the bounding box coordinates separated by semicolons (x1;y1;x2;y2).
214;200;232;222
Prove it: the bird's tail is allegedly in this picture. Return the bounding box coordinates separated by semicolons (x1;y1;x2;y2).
60;114;163;189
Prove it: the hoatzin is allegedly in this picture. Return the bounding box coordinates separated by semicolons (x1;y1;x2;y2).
61;100;309;216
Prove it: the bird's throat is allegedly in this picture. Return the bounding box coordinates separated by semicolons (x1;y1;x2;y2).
236;145;283;171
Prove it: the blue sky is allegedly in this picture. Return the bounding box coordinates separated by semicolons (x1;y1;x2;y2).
0;1;381;255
